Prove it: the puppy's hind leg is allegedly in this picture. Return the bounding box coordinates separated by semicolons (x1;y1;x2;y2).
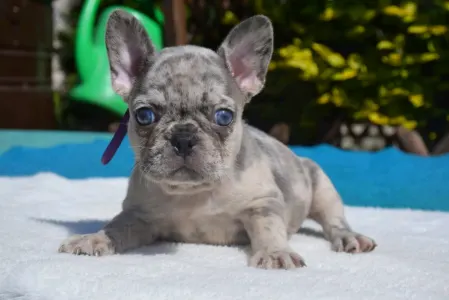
304;159;377;253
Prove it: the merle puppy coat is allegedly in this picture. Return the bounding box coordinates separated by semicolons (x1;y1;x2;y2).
58;10;377;269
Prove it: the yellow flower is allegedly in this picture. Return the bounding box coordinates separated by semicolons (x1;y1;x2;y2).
408;25;428;34
368;112;389;125
332;97;344;107
377;40;395;50
390;53;402;62
312;43;346;67
347;53;363;70
320;7;336;21
317;93;331;104
402;2;417;22
384;53;402;66
403;120;417;130
331;87;345;107
383;3;416;21
409;94;424;107
390;116;407;125
383;5;403;16
328;54;346;67
391;88;409;96
420;53;440;62
403;2;417;15
332;69;357;80
222;11;239;25
279;45;299;58
285;56;319;78
430;25;447;35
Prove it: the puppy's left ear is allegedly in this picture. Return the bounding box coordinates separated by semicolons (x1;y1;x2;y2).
218;15;274;99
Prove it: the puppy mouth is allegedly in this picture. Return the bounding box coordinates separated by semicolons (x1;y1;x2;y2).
168;166;203;181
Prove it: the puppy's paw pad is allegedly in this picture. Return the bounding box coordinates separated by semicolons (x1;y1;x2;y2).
249;249;306;269
58;232;115;256
332;232;377;253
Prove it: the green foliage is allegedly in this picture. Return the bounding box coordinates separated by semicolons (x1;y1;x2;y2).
248;0;449;143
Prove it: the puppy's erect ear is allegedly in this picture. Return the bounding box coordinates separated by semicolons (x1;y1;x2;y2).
217;15;274;99
105;9;156;99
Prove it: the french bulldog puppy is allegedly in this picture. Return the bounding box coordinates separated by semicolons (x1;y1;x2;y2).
58;10;377;269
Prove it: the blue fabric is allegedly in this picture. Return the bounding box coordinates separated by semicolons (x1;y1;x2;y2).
0;130;112;155
0;137;448;212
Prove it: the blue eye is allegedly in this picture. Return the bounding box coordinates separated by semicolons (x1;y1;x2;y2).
214;109;234;126
135;107;156;125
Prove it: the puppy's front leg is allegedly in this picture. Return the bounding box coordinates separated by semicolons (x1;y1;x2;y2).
241;198;306;269
58;209;156;256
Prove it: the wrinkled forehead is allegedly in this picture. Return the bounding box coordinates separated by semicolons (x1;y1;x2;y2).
134;46;232;108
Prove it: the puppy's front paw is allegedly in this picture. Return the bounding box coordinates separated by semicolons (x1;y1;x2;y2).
58;231;115;256
249;248;306;269
331;231;377;253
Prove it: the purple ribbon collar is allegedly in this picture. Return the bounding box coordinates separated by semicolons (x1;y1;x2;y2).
101;109;130;164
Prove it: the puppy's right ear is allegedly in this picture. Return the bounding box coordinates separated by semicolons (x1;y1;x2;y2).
105;9;156;100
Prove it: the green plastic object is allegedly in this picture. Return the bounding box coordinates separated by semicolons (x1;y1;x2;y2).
69;0;164;116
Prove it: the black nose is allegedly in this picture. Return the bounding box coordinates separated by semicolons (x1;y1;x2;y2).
170;125;198;157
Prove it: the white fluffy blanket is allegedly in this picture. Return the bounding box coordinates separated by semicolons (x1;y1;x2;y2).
1;174;448;300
